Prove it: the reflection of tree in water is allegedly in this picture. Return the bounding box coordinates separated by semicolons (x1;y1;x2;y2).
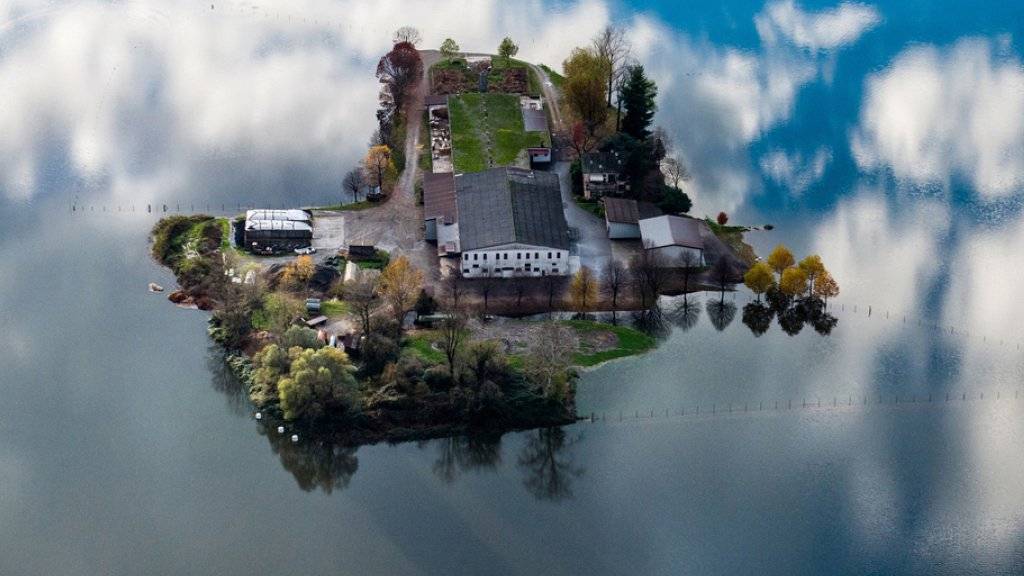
776;298;839;337
632;306;671;339
777;305;806;336
427;433;503;484
666;297;701;332
741;302;774;336
706;300;737;332
262;430;359;494
811;311;838;335
517;427;584;502
206;346;249;417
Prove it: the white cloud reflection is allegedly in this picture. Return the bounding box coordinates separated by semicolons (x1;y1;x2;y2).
635;1;877;214
755;0;881;51
853;37;1024;199
760;146;832;196
0;0;606;203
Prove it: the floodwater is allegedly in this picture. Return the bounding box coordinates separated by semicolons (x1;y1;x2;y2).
1;1;1023;574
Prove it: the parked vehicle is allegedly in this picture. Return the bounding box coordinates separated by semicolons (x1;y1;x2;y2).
294;246;316;255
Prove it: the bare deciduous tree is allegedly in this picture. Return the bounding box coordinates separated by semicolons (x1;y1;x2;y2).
602;260;627;309
344;273;378;335
592;25;631;107
679;250;701;300
342;168;364;203
542;274;562;311
393;26;422;46
439;307;467;376
630;244;668;308
477;276;498;313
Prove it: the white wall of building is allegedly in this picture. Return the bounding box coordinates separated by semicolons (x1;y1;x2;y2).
650;245;705;266
460;243;569;278
607;221;640;239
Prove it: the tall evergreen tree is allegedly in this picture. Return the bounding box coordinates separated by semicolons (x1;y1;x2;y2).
620;65;657;140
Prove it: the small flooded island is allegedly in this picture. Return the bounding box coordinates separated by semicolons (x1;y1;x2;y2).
150;27;839;446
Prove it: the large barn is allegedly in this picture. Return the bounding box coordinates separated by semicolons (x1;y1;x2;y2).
455;167;570;278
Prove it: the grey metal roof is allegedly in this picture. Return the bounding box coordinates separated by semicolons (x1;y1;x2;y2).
244;219;312;232
245;209;310;222
639;215;704;250
455;167;569;251
522;107;548;132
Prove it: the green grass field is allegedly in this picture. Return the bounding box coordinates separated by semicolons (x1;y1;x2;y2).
403;332;446;364
449;93;550;174
563;320;657;367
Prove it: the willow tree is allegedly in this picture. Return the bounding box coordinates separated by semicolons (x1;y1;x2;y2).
440;38;460;61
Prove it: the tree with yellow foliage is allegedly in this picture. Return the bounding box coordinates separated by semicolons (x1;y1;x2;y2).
779;266;808;297
766;244;795;277
378;255;423;327
363;145;396;193
798;255;825;298
280;255;316;291
569;266;599;311
813;270;839;304
743;261;775;302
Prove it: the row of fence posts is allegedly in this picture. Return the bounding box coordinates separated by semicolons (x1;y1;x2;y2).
68;202;339;215
587;389;1023;425
733;297;1024;353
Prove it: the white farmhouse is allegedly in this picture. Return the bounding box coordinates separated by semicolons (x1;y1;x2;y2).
638;215;705;265
456;167;570;278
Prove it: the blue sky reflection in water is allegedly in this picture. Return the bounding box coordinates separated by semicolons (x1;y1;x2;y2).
1;0;1023;574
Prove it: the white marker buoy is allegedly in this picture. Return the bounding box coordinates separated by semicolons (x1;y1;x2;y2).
277;426;285;434
291;434;299;443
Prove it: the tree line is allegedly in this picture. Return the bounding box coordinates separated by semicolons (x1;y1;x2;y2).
562;26;691;214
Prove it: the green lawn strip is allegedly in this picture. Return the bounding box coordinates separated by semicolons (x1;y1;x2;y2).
312;200;375;212
562;320;656;367
355;249;390;270
452;93;548;170
538;64;565;89
403;331;446;364
320;299;348;318
448;94;487;173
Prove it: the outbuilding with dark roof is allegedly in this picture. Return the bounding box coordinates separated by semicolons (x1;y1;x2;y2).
603;197;662;239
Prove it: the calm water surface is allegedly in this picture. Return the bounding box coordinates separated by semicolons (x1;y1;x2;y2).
1;1;1023;574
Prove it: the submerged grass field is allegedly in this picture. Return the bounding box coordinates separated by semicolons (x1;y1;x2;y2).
449;93;550;174
563;320;657;367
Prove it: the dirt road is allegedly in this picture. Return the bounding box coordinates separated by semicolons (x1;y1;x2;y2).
312;50;440;279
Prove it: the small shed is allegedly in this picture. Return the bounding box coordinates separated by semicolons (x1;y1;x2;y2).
347;245;377;261
604;197;662;239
